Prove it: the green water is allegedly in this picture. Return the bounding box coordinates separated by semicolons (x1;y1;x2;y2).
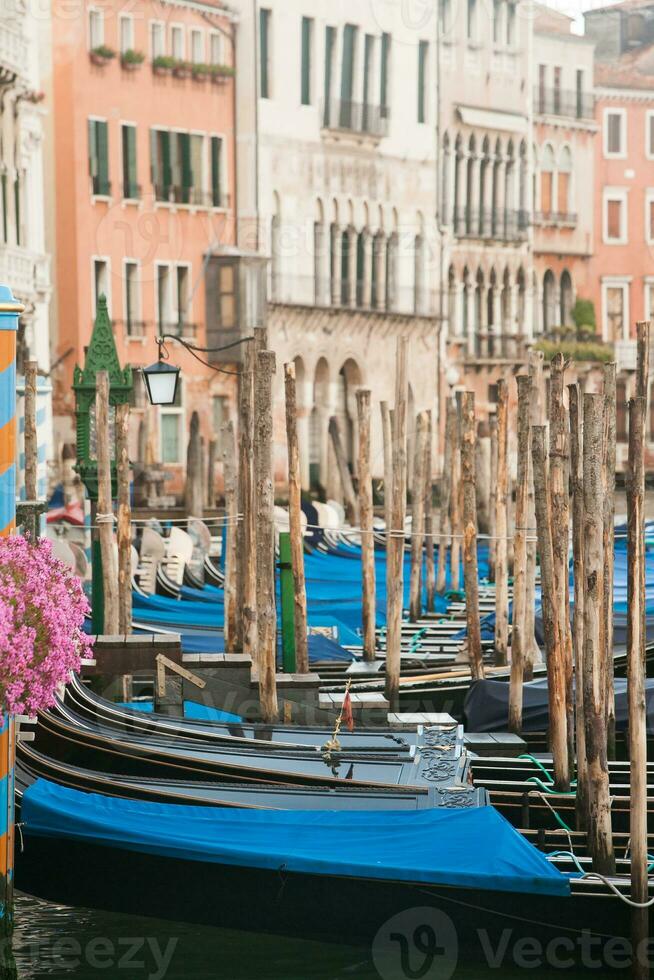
8;892;621;979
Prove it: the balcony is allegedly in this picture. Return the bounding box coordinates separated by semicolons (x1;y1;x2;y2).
269;273;440;318
460;331;530;364
321;99;389;139
0;245;49;299
0;22;28;81
534;211;577;228
154;185;231;209
453;208;529;243
534;87;595;121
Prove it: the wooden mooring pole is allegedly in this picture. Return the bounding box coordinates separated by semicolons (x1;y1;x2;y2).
23;360;38;539
488;413;498;585
532;425;569;791
380;400;392;539
582;393;615;874
254;349;278;722
627;393;648;978
525;351;544;677
409;411;428;622
116;402;132;635
237;340;256;659
508;374;531;731
222;420;238;653
436;398;456;595
450;397;463;593
602;363;617;760
385;337;408;711
549;353;574;773
356;388;376;661
284;363;309;673
95;370;119;636
461;392;484;681
494;379;509;668
424;411;435;612
568;383;588;830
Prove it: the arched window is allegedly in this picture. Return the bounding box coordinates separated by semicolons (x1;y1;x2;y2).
542;269;557;334
540;144;555;217
448;264;457;334
385;231;399;311
414;218;426;314
475;268;484;341
270;194;281;301
441;133;451;225
462;266;471;337
466;135;476;235
557;146;572;218
492;139;502;237
454;134;464;234
479;136;491;237
505;140;515;236
517;266;526;331
560;269;573;326
519;140;528;229
501;268;511;330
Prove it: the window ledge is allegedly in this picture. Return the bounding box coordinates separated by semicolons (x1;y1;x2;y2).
91;195;112;204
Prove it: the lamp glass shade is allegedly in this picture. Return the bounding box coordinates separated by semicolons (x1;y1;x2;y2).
142;361;180;406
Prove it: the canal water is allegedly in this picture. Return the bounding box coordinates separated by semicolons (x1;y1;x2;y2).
9;892;615;979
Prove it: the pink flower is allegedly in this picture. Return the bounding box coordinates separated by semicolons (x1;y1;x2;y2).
0;536;92;714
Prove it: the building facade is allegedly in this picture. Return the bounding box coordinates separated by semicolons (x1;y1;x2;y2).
532;6;596;338
48;0;237;492
437;0;533;428
2;2;52;501
232;0;441;487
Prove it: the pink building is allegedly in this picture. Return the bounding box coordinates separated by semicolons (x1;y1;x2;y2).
48;0;237;494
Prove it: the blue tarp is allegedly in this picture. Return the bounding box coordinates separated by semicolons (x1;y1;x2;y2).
116;701;243;723
22;780;569;897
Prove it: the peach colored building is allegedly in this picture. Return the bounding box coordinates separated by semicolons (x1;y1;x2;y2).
49;0;237;493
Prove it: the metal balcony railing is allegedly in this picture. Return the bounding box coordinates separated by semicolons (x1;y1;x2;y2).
0;23;28;80
459;331;530;362
269;273;440;318
453;208;529;242
321;99;390;138
534;211;578;227
534;86;595;121
153;185;231;209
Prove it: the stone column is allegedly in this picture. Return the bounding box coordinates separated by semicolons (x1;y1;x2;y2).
348;227;358;308
363;232;373;309
314;223;330;306
494;158;506;240
469;154;481;235
330;225;342;306
465;280;475;356
482;158;494;237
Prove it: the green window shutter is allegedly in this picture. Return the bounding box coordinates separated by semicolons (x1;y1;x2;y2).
150;128;159;193
362;35;374;131
323;26;335;126
340;24;356;103
380;33;390;113
211;136;221;207
301;16;312;105
161;130;172;195
88;120;98;179
127;126;137;196
180;132;192;203
259;9;270;98
418;41;427;123
96;120;109;194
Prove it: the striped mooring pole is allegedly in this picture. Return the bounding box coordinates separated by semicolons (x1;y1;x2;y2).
0;285;25;930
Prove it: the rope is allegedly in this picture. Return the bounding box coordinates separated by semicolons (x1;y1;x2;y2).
95;513;116;525
548;851;654;908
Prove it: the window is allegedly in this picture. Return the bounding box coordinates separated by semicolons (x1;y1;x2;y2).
646;191;654;244
160;379;183;464
121;124;138;199
157;262;192;335
171;25;184;60
89;8;103;49
576;69;584;119
124;261;141;336
440;0;452;35
323;26;336;125
506;3;516;45
93;258;109;315
151;129;205;204
602;279;629;342
380;32;390;114
540;144;555;216
417;41;428;123
645;280;654;323
604;109;626;158
209;32;223;65
467;0;477;42
88;119;110;196
150;22;165;59
301;16;313;105
176;266;190;333
362;34;375;119
646;111;654;159
119;15;133;54
558;146;572;217
603;189;627;244
190;29;204;63
259;8;271;98
493;0;502;44
156;264;171;332
538;64;546;114
340;24;358;108
553;66;562;115
210;136;224;207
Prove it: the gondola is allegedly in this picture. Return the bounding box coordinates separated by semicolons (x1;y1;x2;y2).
15;774;650;963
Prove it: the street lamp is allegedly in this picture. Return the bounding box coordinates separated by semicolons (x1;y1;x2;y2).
142;358;180;407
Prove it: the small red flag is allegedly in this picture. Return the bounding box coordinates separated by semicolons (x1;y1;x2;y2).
342;690;354;732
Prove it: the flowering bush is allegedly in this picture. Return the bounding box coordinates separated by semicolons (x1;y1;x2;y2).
0;536;93;715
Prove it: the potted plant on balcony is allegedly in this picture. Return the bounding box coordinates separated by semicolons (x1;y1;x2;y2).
152;55;175;76
90;45;116;67
191;62;210;81
209;63;235;85
121;48;145;71
173;59;192;79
